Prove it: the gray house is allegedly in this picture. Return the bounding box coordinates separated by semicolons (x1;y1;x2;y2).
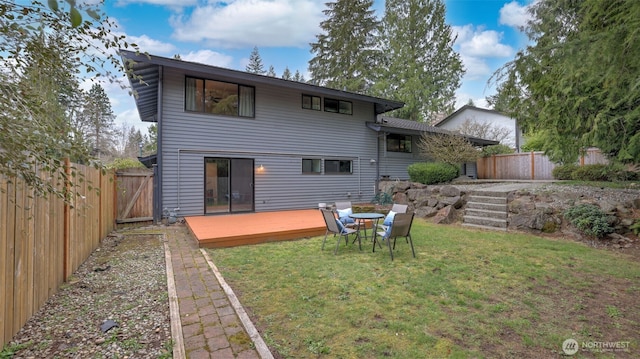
121;51;493;219
370;116;497;180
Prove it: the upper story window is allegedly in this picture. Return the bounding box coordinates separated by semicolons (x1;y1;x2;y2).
302;95;321;111
324;159;352;174
324;98;352;115
387;134;412;153
185;76;255;118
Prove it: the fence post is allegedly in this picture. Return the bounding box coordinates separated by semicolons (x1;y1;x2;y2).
531;151;535;180
63;158;70;281
492;155;497;179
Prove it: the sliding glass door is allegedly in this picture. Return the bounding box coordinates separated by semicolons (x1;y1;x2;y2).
205;158;254;214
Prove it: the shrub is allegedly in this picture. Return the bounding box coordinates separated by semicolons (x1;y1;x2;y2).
552;164;579;180
407;162;459;185
564;204;614;238
106;158;146;170
480;144;514;157
571;164;618;182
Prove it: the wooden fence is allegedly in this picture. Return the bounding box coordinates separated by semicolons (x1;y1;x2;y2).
1;163;115;347
116;169;154;223
476;149;608;180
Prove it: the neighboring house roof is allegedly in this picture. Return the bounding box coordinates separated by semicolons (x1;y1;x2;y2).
119;50;405;122
367;116;498;146
434;104;507;127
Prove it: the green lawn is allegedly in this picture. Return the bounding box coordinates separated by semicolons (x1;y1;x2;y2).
207;220;640;358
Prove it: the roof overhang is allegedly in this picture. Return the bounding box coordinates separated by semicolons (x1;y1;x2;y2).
367;116;499;146
120;50;405;122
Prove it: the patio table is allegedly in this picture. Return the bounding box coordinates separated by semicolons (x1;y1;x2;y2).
349;213;384;243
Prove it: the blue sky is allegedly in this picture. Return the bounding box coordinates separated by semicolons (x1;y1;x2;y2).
99;0;535;133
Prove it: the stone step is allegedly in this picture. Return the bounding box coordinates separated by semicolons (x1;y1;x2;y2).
463;215;508;228
462;222;508;231
470;190;509;198
468;195;507;205
466;201;508;212
465;208;508;219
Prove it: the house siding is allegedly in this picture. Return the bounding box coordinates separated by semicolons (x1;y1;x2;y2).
377;135;422;180
437;107;521;150
158;68;380;216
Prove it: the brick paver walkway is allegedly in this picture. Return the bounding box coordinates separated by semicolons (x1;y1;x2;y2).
165;226;271;359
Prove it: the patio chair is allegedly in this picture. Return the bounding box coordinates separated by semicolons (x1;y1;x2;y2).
376;203;409;233
374;212;415;261
320;209;360;254
334;201;356;228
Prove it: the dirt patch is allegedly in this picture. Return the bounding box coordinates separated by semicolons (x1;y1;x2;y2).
4;233;172;358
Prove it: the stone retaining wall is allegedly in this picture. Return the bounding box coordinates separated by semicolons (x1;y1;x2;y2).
378;180;639;243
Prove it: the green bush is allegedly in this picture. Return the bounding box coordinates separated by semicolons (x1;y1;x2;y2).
407;162;459;185
480;144;514;157
106;158;146;170
552;164;579;180
571;164;617;182
564;204;614;238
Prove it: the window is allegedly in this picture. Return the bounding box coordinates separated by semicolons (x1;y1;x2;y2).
324;98;352;115
386;134;412;153
302;95;321;110
302;158;321;174
325;159;352;174
185;76;255;117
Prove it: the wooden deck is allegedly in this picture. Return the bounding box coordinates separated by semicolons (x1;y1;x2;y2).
185;209;327;248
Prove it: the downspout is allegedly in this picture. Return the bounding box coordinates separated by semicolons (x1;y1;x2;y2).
358;157;362;199
155;65;164;223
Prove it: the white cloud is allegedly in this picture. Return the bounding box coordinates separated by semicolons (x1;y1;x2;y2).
454;25;513;58
115;0;198;6
181;50;234;68
460;54;491;80
127;34;177;55
460;30;513;58
454;91;489;111
453;25;513;81
499;1;533;29
170;0;323;48
115;108;152;136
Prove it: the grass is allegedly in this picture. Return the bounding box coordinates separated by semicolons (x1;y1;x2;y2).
207;219;640;358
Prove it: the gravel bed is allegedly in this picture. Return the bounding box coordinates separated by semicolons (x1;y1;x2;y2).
5;232;172;359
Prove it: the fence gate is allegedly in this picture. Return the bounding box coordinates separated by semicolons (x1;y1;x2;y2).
116;169;154;223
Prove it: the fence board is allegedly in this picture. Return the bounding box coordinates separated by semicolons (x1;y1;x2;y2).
0;176;8;345
476;149;607;180
0;164;115;347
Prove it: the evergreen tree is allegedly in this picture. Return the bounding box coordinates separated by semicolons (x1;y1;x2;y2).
376;0;464;122
281;67;293;80
245;46;266;74
293;70;306;83
0;1;138;201
308;0;380;93
493;0;640;164
266;65;276;77
145;124;158;154
80;84;117;158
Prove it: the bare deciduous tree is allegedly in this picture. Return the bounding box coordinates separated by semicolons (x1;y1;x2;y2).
418;132;480;166
457;119;511;144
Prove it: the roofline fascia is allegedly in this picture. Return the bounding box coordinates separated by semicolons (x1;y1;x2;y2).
119;50;404;115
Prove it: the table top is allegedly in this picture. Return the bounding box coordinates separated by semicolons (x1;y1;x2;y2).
349;213;384;219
